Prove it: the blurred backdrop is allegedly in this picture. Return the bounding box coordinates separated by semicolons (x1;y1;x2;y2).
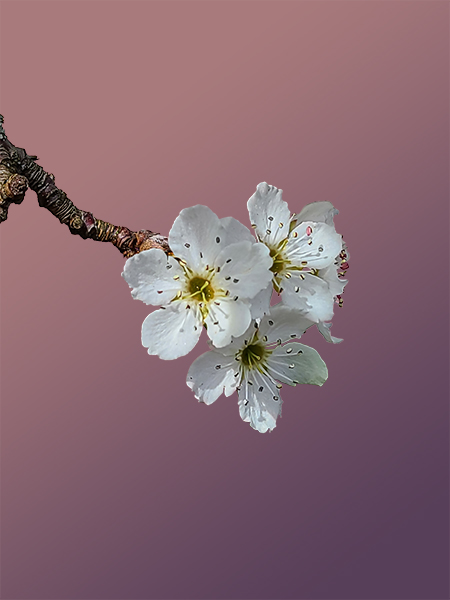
1;1;448;598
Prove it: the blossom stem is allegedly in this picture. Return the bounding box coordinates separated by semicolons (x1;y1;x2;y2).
0;115;171;258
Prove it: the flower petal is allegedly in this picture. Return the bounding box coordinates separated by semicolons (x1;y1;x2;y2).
141;303;202;360
286;221;343;269
220;216;255;244
318;263;348;298
259;304;314;344
281;273;335;323
169;205;225;272
186;350;237;405
317;321;343;344
247;182;291;247
250;284;273;319
238;371;282;433
122;248;184;305
205;298;252;348
268;342;328;386
214;240;273;299
294;201;338;226
209;320;254;357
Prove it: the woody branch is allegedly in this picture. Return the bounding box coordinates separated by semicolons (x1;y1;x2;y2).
0;115;170;258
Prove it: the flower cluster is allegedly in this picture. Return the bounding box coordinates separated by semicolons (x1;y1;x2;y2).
122;183;349;432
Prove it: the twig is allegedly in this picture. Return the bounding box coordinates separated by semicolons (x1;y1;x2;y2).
0;115;170;258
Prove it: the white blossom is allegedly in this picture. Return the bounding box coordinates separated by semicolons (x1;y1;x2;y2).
186;305;328;433
248;182;348;339
122;205;273;359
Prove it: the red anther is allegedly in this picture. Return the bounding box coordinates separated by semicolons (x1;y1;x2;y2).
341;261;349;270
306;226;312;236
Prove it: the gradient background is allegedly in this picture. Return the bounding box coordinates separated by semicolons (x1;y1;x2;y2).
0;2;448;599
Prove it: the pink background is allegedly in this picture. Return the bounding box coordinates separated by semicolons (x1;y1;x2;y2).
1;1;448;598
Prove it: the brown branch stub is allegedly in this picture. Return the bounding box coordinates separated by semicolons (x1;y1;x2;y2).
0;162;28;222
0;115;170;258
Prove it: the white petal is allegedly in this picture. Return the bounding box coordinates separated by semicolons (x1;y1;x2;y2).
295;201;338;226
169;205;225;272
282;273;335;323
214;241;273;299
249;285;273;320
122;248;184;305
209;320;255;356
247;182;291;247
318;263;348;297
267;342;328;386
238;371;281;433
286;221;343;269
205;298;252;348
259;304;314;343
186;350;237;405
220;216;255;244
141;303;201;360
317;321;343;344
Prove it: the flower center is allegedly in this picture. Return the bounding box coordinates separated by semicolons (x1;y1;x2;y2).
239;342;271;371
187;276;215;303
268;237;293;276
269;246;287;275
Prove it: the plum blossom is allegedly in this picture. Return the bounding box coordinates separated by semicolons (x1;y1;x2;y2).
122;205;273;360
247;182;348;339
120;183;349;432
186;305;328;433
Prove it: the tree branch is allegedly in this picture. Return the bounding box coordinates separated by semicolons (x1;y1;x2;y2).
0;115;170;258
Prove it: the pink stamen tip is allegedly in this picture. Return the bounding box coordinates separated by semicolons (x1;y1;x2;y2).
306;226;312;236
341;261;349;270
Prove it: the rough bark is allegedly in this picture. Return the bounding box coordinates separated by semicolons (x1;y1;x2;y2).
0;115;170;258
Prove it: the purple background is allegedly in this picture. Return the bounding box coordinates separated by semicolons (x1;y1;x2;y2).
0;2;448;599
